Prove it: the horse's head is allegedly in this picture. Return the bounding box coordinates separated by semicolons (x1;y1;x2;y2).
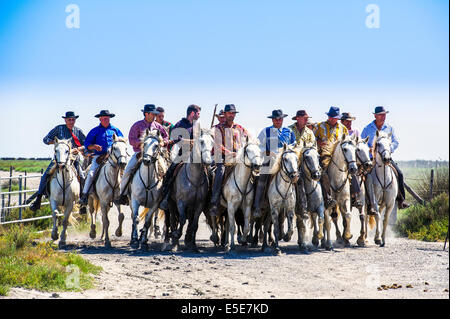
198;128;215;165
374;130;392;165
300;141;321;181
241;137;263;176
110;134;129;169
339;134;358;175
54;138;72;170
355;135;372;171
278;144;300;183
141;129;162;166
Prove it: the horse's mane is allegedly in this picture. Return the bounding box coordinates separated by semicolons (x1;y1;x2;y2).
372;130;391;159
269;145;302;175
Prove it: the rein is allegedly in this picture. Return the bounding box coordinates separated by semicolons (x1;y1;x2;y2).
274;149;297;201
328;141;355;194
54;141;75;206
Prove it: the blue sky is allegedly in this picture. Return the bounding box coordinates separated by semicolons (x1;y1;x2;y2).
0;0;448;160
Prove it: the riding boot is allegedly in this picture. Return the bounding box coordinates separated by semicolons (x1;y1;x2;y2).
390;160;409;209
79;156;100;206
159;162;178;211
320;172;336;209
296;175;309;219
28;161;54;211
209;163;225;216
252;173;269;219
364;174;378;215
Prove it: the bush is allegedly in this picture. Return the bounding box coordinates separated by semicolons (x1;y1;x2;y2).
396;193;449;241
415;166;449;201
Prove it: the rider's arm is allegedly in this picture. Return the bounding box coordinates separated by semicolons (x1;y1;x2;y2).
43;126;60;145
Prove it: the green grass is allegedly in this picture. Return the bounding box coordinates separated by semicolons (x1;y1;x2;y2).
0;160;50;173
0;224;102;296
396;193;449;241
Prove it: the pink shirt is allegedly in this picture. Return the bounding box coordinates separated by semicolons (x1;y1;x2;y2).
128;119;169;152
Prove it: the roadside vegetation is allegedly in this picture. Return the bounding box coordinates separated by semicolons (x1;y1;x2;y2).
0;223;102;296
0;160;50;173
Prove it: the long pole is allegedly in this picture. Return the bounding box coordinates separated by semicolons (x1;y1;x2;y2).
210;104;218;128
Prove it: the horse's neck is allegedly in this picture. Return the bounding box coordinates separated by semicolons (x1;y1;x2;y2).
104;161;120;180
55;165;74;182
374;153;394;185
275;163;292;190
301;162;317;190
329;145;347;181
234;163;251;186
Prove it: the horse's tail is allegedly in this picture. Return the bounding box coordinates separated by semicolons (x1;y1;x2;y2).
368;215;376;230
139;208;150;222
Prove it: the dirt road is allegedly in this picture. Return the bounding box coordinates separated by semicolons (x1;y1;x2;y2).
4;203;449;299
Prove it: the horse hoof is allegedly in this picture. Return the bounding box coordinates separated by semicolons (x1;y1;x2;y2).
130;240;140;249
115;229;122;237
380;242;385;247
104;241;112;249
51;232;59;241
141;243;149;251
210;234;219;244
283;234;292;242
58;241;66;249
89;231;96;239
241;241;248;247
374;239;382;245
273;247;282;256
357;239;366;247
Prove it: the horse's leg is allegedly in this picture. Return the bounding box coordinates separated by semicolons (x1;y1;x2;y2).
226;204;238;253
270;206;281;254
322;207;333;251
381;201;394;247
50;199;59;241
278;212;286;241
261;213;271;253
129;199;140;249
140;203;158;250
374;204;383;245
161;206;172;251
296;212;307;252
241;203;252;246
59;202;73;248
357;204;367;247
186;205;203;252
342;199;353;245
115;202;124;237
88;197;97;239
332;207;343;244
173;201;186;241
153;210;161;239
311;212;320;248
284;207;295;243
101;203;111;248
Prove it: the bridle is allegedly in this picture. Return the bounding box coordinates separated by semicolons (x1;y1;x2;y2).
139;135;163;207
53;140;75;206
300;147;321;197
329;140;356;194
275;149;298;200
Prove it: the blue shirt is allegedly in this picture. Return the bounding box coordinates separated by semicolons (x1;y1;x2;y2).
84;124;124;155
361;121;399;154
257;126;296;154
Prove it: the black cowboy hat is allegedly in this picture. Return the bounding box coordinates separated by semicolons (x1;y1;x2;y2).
340;112;356;121
215;109;225;118
292;110;311;120
268;109;288;119
95;110;115;118
142;104;160;114
62;111;79;119
373;106;389;114
224;104;239;113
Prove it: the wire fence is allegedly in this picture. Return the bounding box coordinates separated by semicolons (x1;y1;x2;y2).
0;167;52;224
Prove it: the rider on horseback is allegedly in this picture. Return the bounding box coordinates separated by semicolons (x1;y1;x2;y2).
314;106;349;209
208;104;250;216
252;109;297;219
28;111;86;212
117;104;169;205
361;106;409;209
288;109;317;219
158;104;202;211
79;110;124;206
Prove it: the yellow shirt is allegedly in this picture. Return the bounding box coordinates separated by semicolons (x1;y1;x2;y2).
314;121;349;144
288;123;316;146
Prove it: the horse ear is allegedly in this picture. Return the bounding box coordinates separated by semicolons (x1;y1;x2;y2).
146;128;150;136
363;136;369;144
157;130;161;137
283;143;287;151
342;132;347;140
246;135;249;144
376;130;380;137
54;137;59;144
113;133;117;141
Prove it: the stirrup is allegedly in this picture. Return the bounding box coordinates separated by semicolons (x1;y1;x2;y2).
29;197;42;212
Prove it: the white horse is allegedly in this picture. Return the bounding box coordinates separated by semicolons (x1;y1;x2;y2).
49;138;80;248
370;130;398;247
353;136;373;247
263;144;300;254
220;139;263;252
298;141;324;249
322;134;358;249
128;129;168;249
88;134;129;248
